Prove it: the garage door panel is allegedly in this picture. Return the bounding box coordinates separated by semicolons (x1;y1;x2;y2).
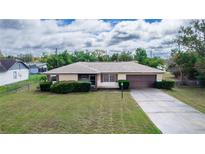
127;75;156;88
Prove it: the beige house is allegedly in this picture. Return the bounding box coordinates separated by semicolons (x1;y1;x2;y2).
44;61;164;89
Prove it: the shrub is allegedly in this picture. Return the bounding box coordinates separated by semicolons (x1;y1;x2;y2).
73;81;91;92
118;80;130;89
50;81;91;94
40;75;48;82
197;75;205;87
155;80;175;90
39;81;52;92
50;81;74;93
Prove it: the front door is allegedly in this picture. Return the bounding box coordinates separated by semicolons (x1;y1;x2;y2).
89;75;96;88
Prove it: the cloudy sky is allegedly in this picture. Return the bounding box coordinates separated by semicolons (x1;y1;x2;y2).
0;19;189;57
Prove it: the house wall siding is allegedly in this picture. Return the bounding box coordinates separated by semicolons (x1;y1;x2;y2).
0;69;29;86
156;74;163;81
58;74;78;81
29;68;39;74
118;74;126;80
50;72;162;88
96;74;119;88
9;62;27;70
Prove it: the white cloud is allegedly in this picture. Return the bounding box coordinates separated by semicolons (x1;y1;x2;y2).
0;19;189;57
102;19;189;56
63;19;112;33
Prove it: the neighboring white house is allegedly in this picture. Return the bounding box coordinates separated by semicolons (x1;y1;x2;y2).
26;62;47;74
0;59;29;86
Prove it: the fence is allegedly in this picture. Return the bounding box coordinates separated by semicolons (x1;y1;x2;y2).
175;79;200;87
0;82;38;96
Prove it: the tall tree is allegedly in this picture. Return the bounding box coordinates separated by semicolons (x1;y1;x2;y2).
110;53;119;61
169;49;198;82
177;20;205;56
118;52;133;61
134;48;164;68
134;48;147;63
17;53;33;62
173;19;205;84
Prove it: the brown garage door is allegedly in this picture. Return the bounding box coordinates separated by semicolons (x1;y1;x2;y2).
126;75;156;88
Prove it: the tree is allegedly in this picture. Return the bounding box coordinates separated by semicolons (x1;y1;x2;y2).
144;57;164;68
168;49;198;82
195;57;205;87
110;53;119;61
177;20;205;56
172;20;205;84
0;50;4;59
98;55;110;62
195;56;205;78
134;48;164;68
134;48;147;63
17;53;33;62
118;52;133;61
40;49;163;70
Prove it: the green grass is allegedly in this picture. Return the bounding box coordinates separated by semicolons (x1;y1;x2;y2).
0;90;160;134
165;87;205;113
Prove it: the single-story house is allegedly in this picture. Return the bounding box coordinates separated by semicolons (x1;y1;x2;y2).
26;62;48;74
44;61;164;89
0;59;29;86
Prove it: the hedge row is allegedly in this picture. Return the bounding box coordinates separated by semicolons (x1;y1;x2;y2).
39;81;52;92
155;80;175;90
197;75;205;87
39;79;174;92
39;81;91;93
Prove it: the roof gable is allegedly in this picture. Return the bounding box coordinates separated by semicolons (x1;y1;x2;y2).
0;63;6;72
0;59;28;72
9;62;28;70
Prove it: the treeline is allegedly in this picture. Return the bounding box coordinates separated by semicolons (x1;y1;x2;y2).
40;49;164;70
0;52;40;62
0;48;164;70
168;19;205;86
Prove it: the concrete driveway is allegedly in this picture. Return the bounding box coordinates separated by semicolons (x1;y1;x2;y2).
131;88;205;134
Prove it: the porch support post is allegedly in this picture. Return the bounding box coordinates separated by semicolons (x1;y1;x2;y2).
47;74;51;81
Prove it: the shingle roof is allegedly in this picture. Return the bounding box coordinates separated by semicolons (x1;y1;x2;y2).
45;61;164;74
0;59;28;72
26;62;47;68
0;59;17;72
0;63;6;72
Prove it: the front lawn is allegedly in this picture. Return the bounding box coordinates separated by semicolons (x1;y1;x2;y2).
165;87;205;113
0;90;160;134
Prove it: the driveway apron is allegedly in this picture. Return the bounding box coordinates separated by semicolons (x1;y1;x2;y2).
131;88;205;134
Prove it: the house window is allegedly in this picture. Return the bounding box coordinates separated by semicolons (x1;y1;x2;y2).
13;71;17;79
78;74;89;81
50;75;57;81
101;74;117;82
